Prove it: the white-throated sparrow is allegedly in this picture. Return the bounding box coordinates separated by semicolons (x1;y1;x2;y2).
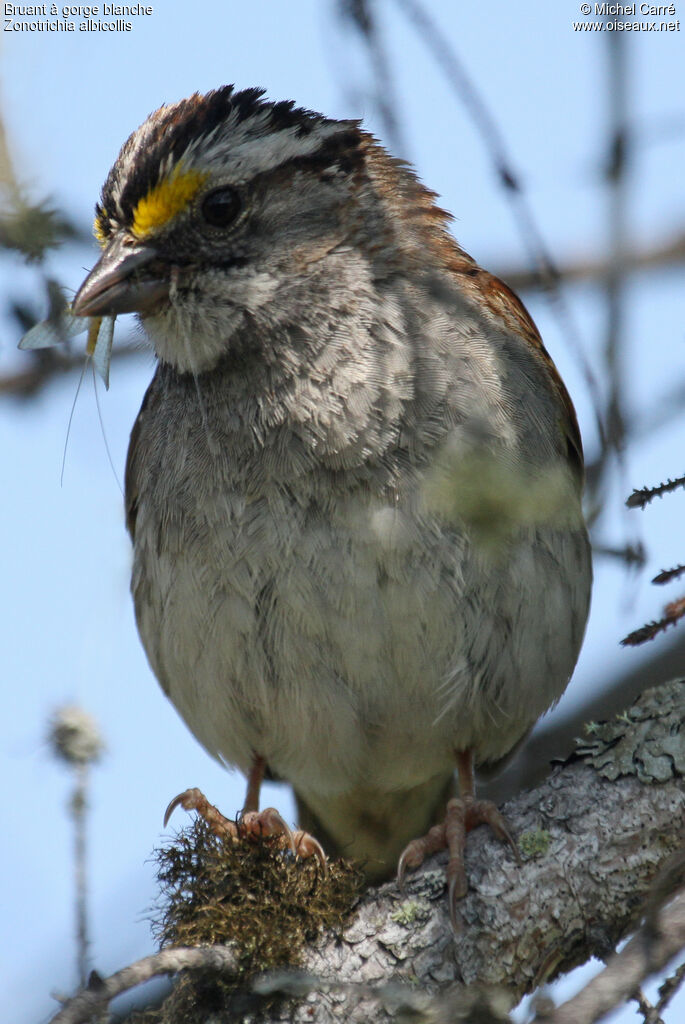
72;87;592;922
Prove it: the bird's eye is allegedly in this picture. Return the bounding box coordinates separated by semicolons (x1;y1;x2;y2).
201;187;242;228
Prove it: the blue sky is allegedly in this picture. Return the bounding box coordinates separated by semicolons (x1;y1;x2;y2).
2;3;684;1021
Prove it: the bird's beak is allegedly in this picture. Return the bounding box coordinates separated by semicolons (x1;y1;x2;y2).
72;237;169;318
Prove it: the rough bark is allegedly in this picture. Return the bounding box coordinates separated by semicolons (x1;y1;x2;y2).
274;763;683;1021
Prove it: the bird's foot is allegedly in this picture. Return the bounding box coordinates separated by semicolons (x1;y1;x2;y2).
397;795;520;929
240;807;328;871
164;787;239;838
163;787;327;872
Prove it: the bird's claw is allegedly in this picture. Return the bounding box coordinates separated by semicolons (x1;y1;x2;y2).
163;786;238;837
292;828;328;875
163;789;328;873
397;795;519;930
397;822;447;892
239;806;296;851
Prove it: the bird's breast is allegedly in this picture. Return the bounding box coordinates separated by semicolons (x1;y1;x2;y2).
130;444;590;799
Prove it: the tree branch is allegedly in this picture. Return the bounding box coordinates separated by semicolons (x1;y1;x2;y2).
49;946;239;1024
50;681;685;1024
481;636;685;804
493;230;685;293
548;888;685;1024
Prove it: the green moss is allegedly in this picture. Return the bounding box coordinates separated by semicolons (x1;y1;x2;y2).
518;828;552;860
126;819;363;1023
390;899;422;926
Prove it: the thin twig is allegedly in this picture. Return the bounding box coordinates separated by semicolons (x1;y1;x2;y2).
591;541;646;568
72;764;89;988
494;228;685;292
48;708;103;994
391;0;605;449
545;889;685;1024
653;565;685;586
0;343;143;398
339;0;408;156
49;945;239;1024
602;33;630;461
632;987;666;1024
656;962;685;1014
593;31;644;588
626;475;685;509
621;596;685;647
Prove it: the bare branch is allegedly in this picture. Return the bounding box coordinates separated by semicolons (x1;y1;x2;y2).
626;476;685;510
591;541;646;568
631;988;666;1024
601;34;630;464
656;961;685;1015
621;596;685;647
338;0;408;156
49;945;239;1024
0;343;142;398
391;0;604;447
654;566;685;586
485;632;685;807
546;888;685;1024
494;229;685;292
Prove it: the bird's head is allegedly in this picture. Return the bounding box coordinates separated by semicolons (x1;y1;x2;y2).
72;86;371;374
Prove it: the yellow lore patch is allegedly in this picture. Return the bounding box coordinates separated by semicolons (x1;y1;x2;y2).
131;165;208;238
93;216;108;246
92;165;207;245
